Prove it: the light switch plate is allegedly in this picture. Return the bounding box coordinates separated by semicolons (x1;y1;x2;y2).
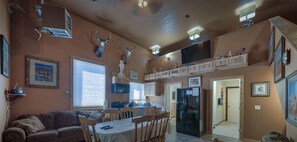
255;105;261;110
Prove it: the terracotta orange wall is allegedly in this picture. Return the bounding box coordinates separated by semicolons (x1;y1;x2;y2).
147;21;285;140
0;0;10;140
9;5;151;120
273;23;297;141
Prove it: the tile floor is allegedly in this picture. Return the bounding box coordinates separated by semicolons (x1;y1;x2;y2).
166;119;244;142
213;121;239;139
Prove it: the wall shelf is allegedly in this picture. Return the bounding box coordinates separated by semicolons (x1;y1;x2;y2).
144;54;248;81
5;90;26;101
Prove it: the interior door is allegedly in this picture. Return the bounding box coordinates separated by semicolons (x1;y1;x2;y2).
227;88;240;123
164;83;181;116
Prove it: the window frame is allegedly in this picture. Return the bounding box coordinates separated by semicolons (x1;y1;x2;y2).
129;81;145;101
70;56;107;110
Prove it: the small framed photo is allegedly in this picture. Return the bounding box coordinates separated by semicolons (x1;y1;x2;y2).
26;56;59;88
188;76;201;87
286;71;297;127
274;37;285;83
0;35;9;78
251;82;270;97
130;71;138;80
268;26;275;65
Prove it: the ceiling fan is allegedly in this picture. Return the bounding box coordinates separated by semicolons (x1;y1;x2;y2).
121;0;164;16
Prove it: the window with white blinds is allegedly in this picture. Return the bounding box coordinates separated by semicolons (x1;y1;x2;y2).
129;82;145;101
72;59;106;108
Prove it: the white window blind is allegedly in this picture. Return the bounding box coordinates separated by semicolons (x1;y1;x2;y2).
129;82;145;101
73;59;105;108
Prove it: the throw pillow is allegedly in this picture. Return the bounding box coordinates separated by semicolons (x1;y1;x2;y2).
11;116;45;135
89;111;102;121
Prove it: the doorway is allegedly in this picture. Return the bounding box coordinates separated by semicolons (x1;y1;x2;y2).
212;78;242;139
164;82;182;120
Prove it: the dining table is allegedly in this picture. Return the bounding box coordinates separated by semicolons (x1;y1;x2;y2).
94;117;171;142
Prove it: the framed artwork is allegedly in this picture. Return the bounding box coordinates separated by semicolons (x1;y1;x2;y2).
286;71;297;127
26;56;59;88
130;71;138;80
251;82;270;97
268;26;275;65
274;37;285;83
188;76;201;87
0;35;9;78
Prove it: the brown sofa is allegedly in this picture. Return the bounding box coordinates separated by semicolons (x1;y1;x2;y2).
3;110;100;142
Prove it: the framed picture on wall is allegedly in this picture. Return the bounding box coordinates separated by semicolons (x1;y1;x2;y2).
130;71;138;80
251;82;270;97
286;71;297;127
0;35;9;78
268;26;275;65
274;37;285;83
188;76;201;87
25;56;59;88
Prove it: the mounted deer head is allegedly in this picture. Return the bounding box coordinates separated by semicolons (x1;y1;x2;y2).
94;30;111;57
121;45;136;64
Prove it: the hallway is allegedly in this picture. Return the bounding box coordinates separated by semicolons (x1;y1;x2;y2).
213;121;239;138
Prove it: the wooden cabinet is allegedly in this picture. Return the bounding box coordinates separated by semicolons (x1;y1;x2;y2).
144;82;159;96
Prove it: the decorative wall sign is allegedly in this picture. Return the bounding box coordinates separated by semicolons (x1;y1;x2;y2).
188;76;201;87
0;35;9;78
274;37;285;83
268;26;275;65
251;82;270;97
26;56;59;88
286;71;297;127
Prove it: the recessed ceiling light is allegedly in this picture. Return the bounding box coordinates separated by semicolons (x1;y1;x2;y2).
187;27;202;41
239;5;256;22
150;45;161;55
138;0;148;8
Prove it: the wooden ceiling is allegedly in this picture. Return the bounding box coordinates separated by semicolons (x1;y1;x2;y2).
52;0;297;55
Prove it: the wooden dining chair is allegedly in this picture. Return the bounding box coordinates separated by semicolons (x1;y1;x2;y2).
101;109;119;122
119;108;138;119
144;108;161;116
151;112;170;142
133;115;156;142
78;115;101;142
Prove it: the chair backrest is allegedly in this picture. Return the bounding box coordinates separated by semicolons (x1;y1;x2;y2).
152;112;170;141
78;115;100;142
101;109;119;122
144;108;161;116
119;108;138;119
133;115;155;142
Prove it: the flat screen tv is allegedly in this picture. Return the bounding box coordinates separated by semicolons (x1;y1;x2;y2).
181;40;211;65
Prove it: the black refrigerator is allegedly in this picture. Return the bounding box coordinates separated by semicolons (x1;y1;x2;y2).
176;87;205;137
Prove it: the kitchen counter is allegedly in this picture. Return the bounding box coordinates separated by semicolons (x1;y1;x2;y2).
130;106;156;109
127;106;159;116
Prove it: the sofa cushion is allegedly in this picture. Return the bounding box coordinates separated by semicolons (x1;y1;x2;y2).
57;126;82;138
38;113;56;130
26;129;58;142
55;111;79;129
16;113;56;130
11;116;45;135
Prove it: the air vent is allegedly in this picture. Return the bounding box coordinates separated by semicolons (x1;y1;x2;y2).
41;5;72;38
